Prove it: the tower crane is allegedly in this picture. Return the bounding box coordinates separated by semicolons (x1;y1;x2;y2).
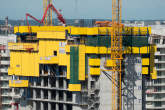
43;0;52;25
111;0;122;110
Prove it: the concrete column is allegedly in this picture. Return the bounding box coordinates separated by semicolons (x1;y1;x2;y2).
56;103;59;110
34;80;37;86
56;79;59;88
42;69;44;75
48;102;51;110
48;90;51;100
48;78;51;88
41;78;44;87
56;91;59;101
63;79;67;89
33;89;36;99
63;104;67;110
12;104;15;110
48;67;50;75
41;102;44;110
41;90;44;99
33;101;36;110
72;93;76;103
64;91;67;101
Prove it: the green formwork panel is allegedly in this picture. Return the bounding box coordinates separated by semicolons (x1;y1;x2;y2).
123;36;149;47
69;46;80;84
85;36;111;47
85;55;88;75
85;36;149;47
97;36;111;47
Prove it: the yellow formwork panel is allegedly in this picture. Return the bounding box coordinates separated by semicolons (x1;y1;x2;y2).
142;67;148;75
9;80;29;87
79;45;85;80
68;84;81;91
14;26;67;33
59;53;68;66
123;27;151;35
38;40;57;56
67;54;70;79
90;67;100;75
9;52;21;75
65;45;70;53
87;27;99;35
140;47;148;54
37;31;66;39
98;47;108;54
8;68;13;76
123;46;149;54
85;46;98;54
89;59;100;66
132;47;140;54
142;58;149;66
106;60;116;67
14;26;151;36
70;27;87;35
124;47;140;54
124;47;132;54
8;42;38;51
9;51;39;76
98;27;111;35
38;40;67;57
70;27;99;35
151;74;157;79
151;67;157;79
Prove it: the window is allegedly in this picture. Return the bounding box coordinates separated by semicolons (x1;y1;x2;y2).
156;64;161;69
154;39;160;44
157;72;161;76
154;79;161;84
155;87;161;92
163;39;165;44
54;51;57;56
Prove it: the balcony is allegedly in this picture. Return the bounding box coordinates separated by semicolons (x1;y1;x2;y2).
2;101;12;105
146;97;154;101
8;42;38;51
155;59;165;64
0;68;8;73
155;51;165;56
146;104;165;109
0;52;9;57
0;61;10;65
1;93;11;97
157;76;165;79
156;68;165;71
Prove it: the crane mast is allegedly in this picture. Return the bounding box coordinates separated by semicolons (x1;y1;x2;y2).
43;0;53;25
111;0;122;110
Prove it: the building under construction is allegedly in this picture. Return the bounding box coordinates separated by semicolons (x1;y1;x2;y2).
2;0;159;110
6;24;156;110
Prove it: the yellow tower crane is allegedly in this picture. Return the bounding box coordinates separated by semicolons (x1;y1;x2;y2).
111;0;122;110
43;0;53;25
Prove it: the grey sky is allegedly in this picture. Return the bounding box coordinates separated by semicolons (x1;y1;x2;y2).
0;0;164;20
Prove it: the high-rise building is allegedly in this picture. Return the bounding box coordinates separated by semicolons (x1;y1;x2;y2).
145;25;165;109
0;35;16;110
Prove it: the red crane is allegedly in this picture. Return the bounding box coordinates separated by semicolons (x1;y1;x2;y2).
26;4;66;32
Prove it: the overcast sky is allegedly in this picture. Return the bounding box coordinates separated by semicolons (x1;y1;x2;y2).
0;0;165;20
